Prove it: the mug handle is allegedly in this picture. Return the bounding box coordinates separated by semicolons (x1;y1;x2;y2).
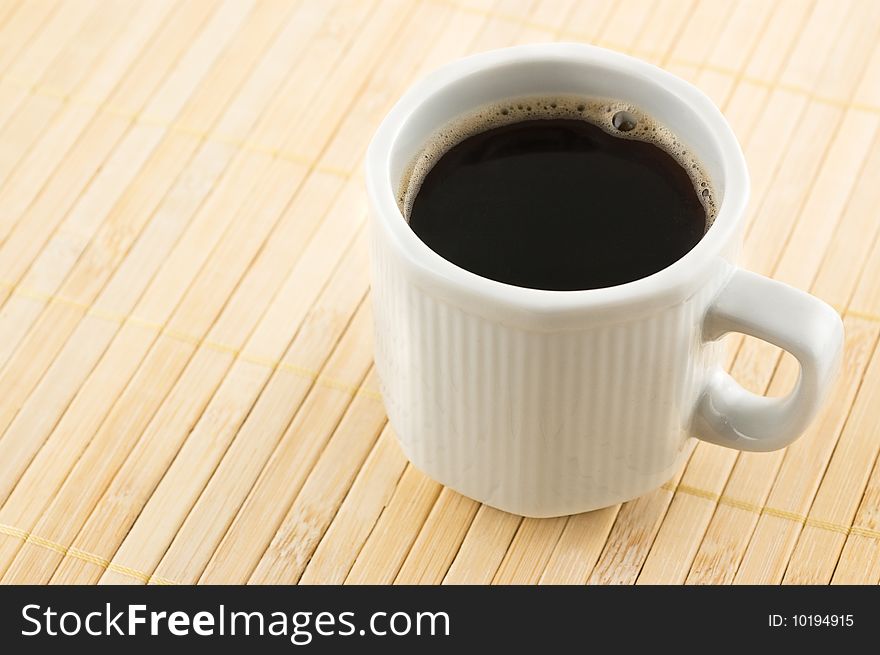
693;268;844;452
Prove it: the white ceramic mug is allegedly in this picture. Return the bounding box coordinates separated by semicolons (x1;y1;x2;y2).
366;44;844;518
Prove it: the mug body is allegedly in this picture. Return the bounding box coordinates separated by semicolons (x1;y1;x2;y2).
366;44;749;517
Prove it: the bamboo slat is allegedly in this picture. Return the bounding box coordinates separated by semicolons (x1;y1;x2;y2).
0;0;877;585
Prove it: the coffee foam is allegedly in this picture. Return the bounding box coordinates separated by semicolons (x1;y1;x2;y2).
399;95;717;227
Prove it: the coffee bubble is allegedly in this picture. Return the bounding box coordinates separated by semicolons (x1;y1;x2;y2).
612;110;637;132
399;95;718;227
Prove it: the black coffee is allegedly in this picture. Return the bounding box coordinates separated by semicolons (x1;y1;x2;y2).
405;100;712;291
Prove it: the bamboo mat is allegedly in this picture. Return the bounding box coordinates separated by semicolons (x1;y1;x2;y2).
0;0;878;586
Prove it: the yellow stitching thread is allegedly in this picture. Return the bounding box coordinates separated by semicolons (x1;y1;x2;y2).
87;307;127;324
761;506;808;523
50;295;91;312
125;315;166;331
717;495;764;514
307;163;354;179
161;328;201;345
278;362;317;377
805;517;855;535
0;523;28;540
659;484;876;537
239;141;279;157
318;377;360;394
0;523;173;583
24;533;68;556
850;525;880;540
170;123;209;139
66;547;110;569
674;483;721;502
740;75;776;90
267;147;352;177
208;132;244;147
236;351;280;368
849;102;880;115
668;484;789;521
106;562;152;583
202;339;245;357
845;308;880;323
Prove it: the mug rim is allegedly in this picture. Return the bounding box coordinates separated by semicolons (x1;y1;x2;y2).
366;43;750;319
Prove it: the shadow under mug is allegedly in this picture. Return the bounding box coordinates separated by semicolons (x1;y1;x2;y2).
366;44;844;518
